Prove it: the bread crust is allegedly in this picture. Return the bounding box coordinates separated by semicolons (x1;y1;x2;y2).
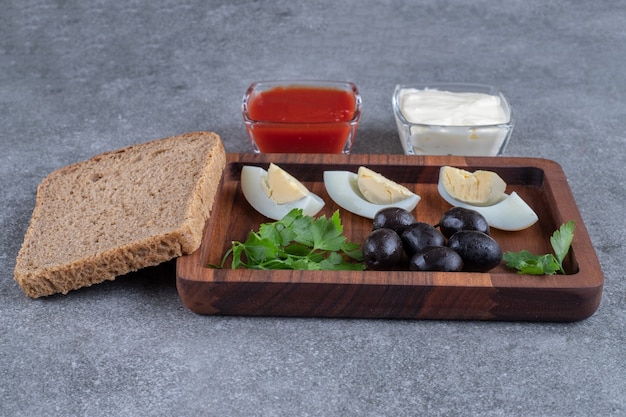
14;132;226;298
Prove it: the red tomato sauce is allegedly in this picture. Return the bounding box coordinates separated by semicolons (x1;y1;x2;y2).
246;86;358;153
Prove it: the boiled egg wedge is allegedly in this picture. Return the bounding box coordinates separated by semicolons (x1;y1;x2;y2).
323;168;420;219
437;166;538;231
241;164;324;220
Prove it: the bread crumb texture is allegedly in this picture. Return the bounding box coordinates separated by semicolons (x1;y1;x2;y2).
14;132;226;298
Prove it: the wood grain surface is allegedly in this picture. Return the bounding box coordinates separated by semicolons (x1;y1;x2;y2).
176;154;603;321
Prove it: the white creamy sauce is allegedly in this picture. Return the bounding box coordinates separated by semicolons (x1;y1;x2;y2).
399;88;508;126
394;87;513;156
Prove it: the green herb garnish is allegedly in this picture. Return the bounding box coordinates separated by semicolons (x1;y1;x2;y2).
218;208;365;271
503;220;575;275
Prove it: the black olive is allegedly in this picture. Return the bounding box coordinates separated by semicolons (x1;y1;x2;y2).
363;228;404;270
409;246;464;272
438;207;490;238
372;207;415;234
401;222;446;257
447;230;502;272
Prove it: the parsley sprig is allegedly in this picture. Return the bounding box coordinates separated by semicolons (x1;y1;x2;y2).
219;209;364;270
503;220;575;275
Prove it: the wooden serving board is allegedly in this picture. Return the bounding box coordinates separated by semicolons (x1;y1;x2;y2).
176;154;603;321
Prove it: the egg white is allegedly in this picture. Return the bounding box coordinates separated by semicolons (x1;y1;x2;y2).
323;171;420;219
240;165;325;220
437;172;538;231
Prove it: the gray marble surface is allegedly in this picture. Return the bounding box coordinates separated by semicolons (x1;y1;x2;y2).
2;1;625;416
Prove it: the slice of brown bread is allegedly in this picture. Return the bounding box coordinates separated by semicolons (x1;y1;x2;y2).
14;131;226;298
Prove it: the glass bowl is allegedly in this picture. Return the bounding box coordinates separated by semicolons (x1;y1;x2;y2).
242;80;361;154
392;83;514;156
